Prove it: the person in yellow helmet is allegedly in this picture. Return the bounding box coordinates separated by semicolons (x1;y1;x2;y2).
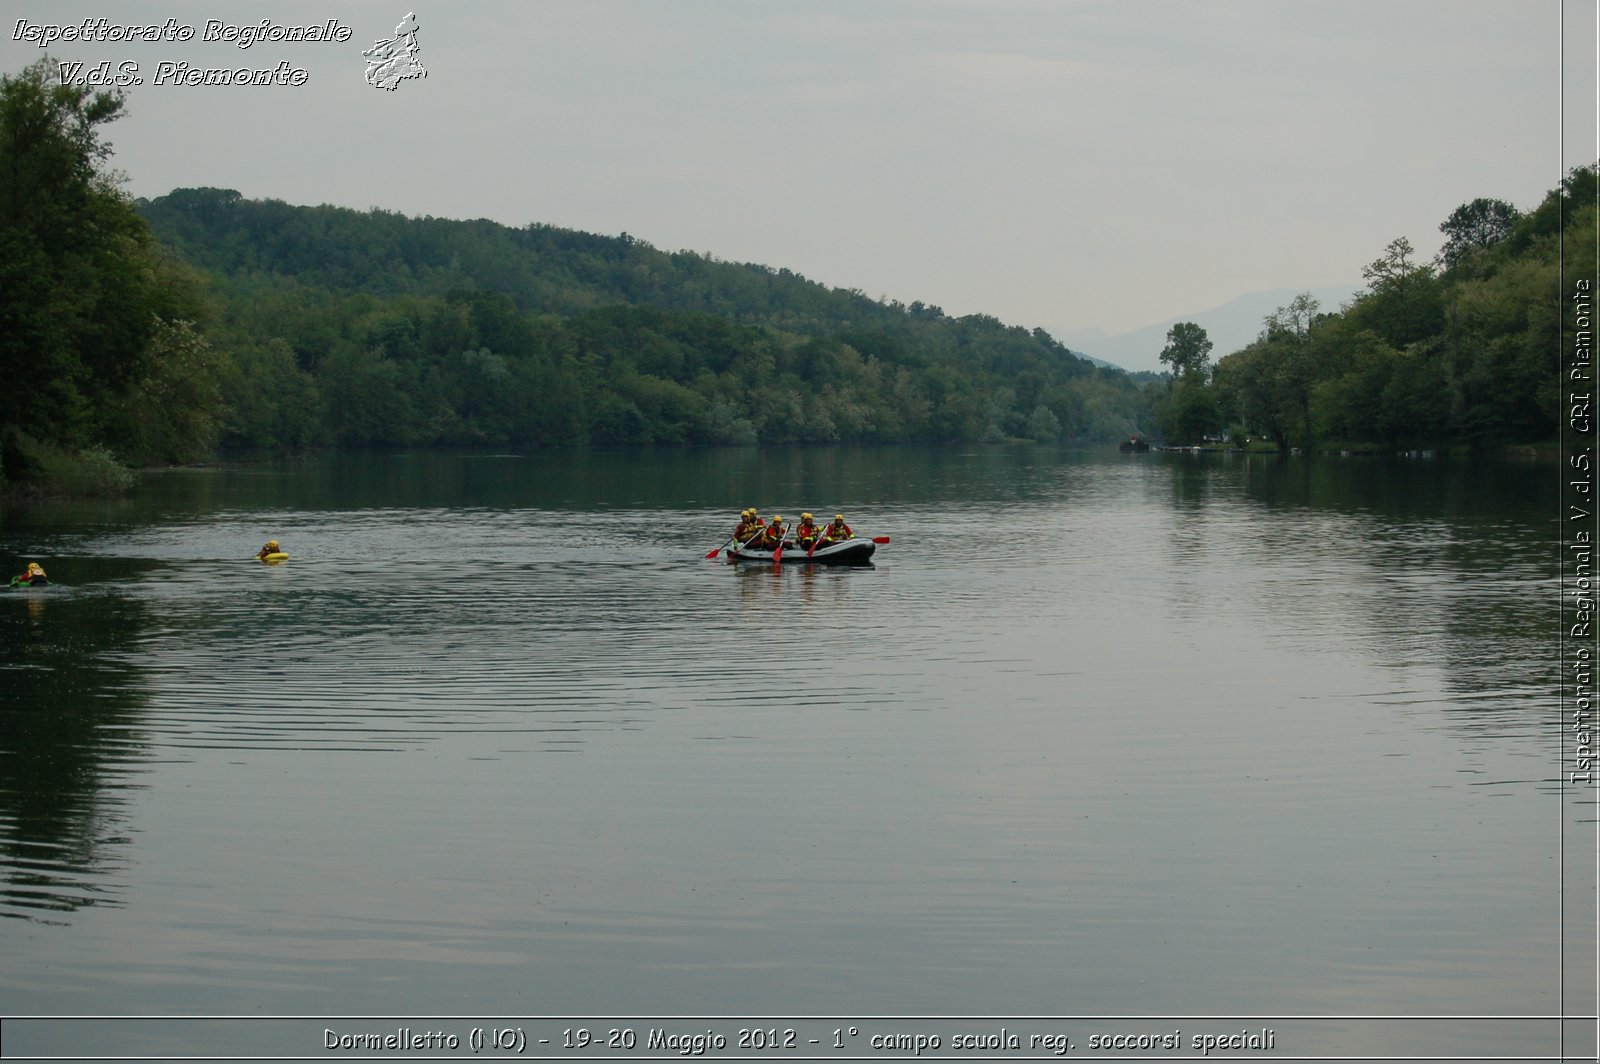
257;539;283;561
820;514;853;544
11;561;47;586
754;514;786;550
733;508;762;543
792;513;820;550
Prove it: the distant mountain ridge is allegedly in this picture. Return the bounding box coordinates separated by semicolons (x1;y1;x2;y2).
1055;285;1364;373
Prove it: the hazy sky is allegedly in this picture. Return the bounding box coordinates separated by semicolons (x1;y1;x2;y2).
4;1;1592;364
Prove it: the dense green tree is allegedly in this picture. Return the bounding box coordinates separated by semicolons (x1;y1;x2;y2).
319;347;418;445
105;319;230;465
1026;403;1063;442
1265;292;1321;339
0;60;223;488
1154;376;1221;445
1158;322;1214;379
1443;255;1561;445
1210;170;1589;452
1436;197;1520;272
1215;342;1290;451
1346;238;1444;348
1212;294;1326;451
220;337;323;450
1;65;133;463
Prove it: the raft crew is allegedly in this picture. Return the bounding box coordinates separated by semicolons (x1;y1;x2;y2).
257;539;282;561
792;513;820;549
755;515;787;550
11;562;47;586
821;514;853;544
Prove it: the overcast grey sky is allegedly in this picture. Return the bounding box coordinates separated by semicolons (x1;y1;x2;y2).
4;1;1592;369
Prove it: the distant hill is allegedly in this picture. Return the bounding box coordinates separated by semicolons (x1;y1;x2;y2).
133;188;1156;448
1069;351;1127;372
136;187;1071;349
1054;285;1363;373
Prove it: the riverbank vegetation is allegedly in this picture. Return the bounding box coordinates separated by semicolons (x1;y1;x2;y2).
136;188;1149;452
1153;173;1594;452
0;60;220;495
0;54;1583;495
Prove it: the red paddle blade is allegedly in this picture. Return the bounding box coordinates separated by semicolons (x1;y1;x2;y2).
871;535;891;544
705;546;722;558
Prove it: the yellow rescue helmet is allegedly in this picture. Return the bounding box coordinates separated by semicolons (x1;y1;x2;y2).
834;514;844;521
27;562;43;573
773;515;783;522
801;513;813;521
266;540;279;548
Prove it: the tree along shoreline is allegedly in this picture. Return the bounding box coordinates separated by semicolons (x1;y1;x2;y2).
1148;173;1593;456
0;54;1580;498
131;188;1149;458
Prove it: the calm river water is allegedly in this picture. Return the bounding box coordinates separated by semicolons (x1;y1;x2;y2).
0;447;1589;1062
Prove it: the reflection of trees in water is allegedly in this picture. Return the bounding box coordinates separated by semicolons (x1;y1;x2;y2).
1227;455;1552;738
0;589;150;924
131;445;1088;514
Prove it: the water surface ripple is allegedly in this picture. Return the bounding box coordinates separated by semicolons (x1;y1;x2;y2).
0;448;1579;1056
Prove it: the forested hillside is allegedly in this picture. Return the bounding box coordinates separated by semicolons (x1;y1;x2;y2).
136;188;1150;450
1151;168;1596;451
3;47;1578;498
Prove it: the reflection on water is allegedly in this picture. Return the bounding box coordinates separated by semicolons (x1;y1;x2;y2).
0;584;152;924
0;448;1582;1053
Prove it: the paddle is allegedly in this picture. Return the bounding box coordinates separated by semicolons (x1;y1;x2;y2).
725;528;765;561
771;521;787;563
711;517;768;558
809;518;844;558
871;536;890;544
805;525;824;558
